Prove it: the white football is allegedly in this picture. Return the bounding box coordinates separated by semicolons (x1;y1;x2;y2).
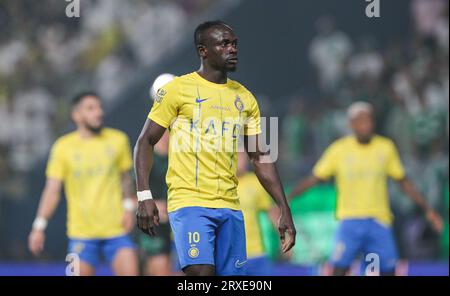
150;73;175;101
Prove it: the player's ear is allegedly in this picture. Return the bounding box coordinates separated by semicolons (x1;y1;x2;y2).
197;44;207;58
71;106;80;124
348;118;356;131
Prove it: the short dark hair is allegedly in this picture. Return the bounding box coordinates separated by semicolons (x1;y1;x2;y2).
71;91;99;107
194;20;233;47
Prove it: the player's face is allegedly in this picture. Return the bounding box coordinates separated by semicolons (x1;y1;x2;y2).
350;111;374;143
74;96;104;133
204;26;238;72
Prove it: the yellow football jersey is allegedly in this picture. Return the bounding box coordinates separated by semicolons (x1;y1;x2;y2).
46;128;133;239
148;72;261;212
313;135;406;225
238;172;272;258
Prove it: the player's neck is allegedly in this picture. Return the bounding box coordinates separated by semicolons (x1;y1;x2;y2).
355;135;373;145
77;127;99;139
197;66;227;84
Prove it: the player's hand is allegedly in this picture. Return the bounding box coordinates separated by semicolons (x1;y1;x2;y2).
122;210;135;233
278;206;296;253
136;199;159;236
155;200;168;223
28;229;45;256
426;209;444;233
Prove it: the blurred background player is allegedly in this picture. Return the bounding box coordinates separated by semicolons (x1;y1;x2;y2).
28;92;138;276
137;74;174;276
237;151;279;276
288;101;443;276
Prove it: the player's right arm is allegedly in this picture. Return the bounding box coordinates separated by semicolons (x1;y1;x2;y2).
287;175;322;201
29;139;67;256
288;143;338;200
135;77;179;237
134;119;166;236
28;177;63;256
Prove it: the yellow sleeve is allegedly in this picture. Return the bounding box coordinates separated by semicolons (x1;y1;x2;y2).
386;141;406;180
244;92;261;136
118;133;133;172
148;79;180;128
312;142;339;180
45;140;67;181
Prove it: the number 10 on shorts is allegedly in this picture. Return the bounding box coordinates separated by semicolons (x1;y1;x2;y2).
188;232;200;244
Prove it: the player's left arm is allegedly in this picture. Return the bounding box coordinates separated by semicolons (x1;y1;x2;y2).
388;141;443;233
244;134;296;253
397;177;443;233
118;134;138;233
121;171;137;233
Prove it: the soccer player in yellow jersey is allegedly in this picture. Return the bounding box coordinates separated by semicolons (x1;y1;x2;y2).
237;151;279;276
288;102;443;276
28;92;138;276
134;21;296;276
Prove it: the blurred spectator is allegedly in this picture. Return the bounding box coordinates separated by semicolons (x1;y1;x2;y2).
309;16;353;95
281;98;307;170
8;88;54;172
347;38;384;84
411;0;448;40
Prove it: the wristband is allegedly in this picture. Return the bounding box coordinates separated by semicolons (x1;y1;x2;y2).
123;198;136;211
32;217;48;231
137;190;153;202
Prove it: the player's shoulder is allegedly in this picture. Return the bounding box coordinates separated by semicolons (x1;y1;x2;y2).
330;135;353;149
157;74;183;91
172;72;196;85
228;79;258;107
53;131;78;149
372;135;396;149
228;78;253;95
101;127;129;141
161;73;199;93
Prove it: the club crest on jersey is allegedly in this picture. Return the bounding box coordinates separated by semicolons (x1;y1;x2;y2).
156;88;166;103
234;96;244;112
